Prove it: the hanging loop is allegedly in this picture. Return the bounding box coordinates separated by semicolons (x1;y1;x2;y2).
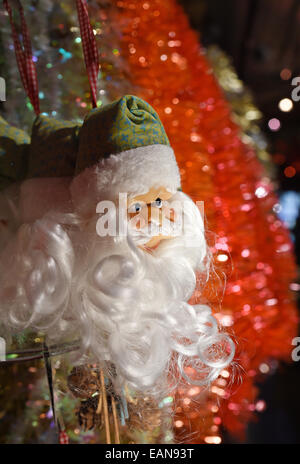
76;0;100;108
3;0;40;115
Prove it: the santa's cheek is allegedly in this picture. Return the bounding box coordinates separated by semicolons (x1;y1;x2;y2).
162;205;177;223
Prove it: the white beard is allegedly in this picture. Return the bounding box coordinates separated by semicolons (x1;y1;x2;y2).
0;190;234;394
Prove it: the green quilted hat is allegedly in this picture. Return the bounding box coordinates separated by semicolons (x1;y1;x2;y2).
0;116;30;191
75;94;170;174
71;94;181;212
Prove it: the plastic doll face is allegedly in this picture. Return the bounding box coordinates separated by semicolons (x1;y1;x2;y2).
128;186;176;250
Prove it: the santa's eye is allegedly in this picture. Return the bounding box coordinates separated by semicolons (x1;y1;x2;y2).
154;197;162;208
128;202;142;214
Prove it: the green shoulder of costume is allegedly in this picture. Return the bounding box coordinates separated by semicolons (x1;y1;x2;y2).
0;113;81;191
0;115;30;191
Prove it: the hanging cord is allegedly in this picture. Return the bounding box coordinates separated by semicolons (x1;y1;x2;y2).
43;343;70;444
3;0;40;115
76;0;99;108
43;343;57;429
42;342;72;444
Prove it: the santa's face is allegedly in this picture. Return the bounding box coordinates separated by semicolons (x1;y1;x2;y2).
127;186;181;251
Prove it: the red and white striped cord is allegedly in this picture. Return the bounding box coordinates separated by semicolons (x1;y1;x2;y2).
3;0;40;115
59;430;69;445
76;0;100;108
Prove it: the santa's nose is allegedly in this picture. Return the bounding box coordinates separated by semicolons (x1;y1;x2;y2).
141;204;175;226
149;204;175;223
129;203;176;230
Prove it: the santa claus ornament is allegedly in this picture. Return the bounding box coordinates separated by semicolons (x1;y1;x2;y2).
0;0;235;443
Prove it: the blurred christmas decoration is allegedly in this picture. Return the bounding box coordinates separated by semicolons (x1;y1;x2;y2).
0;0;298;444
68;365;121;442
66;364;173;443
0;356;55;444
206;45;277;181
52;356;174;444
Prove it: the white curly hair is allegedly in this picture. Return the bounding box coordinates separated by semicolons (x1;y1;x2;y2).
0;183;234;394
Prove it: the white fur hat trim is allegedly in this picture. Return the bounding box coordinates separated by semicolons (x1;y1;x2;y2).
70;144;181;216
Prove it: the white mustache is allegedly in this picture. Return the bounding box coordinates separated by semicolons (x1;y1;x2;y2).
128;217;182;245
